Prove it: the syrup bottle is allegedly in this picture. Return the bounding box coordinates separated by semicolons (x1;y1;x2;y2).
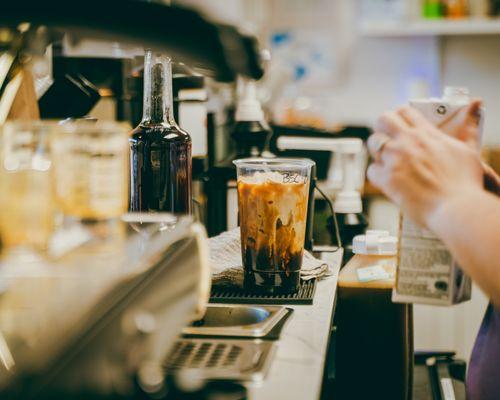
231;78;272;158
129;50;192;214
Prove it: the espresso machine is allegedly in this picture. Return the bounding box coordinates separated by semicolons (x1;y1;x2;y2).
0;215;211;399
0;0;264;118
0;1;267;398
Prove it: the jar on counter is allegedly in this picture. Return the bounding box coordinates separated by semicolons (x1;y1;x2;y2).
338;230;398;289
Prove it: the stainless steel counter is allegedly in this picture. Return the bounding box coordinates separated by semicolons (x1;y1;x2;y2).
246;251;342;400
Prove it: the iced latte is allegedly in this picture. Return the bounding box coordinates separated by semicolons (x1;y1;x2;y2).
234;158;314;294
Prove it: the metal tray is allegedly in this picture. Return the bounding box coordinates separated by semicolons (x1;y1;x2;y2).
164;338;276;382
182;305;289;338
210;278;317;305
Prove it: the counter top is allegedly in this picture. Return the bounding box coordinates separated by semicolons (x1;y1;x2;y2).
247;250;342;400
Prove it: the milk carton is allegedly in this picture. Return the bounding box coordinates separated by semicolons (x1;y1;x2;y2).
392;87;481;306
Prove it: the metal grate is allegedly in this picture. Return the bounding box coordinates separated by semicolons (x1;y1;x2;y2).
209;279;317;305
164;339;275;382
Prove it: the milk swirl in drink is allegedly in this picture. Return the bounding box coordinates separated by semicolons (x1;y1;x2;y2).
234;159;314;294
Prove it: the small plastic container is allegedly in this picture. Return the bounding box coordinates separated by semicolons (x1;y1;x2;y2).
338;230;398;289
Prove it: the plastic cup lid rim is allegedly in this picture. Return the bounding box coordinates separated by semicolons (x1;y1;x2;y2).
233;157;315;168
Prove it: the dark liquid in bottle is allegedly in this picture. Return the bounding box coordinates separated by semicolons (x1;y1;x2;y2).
129;124;192;214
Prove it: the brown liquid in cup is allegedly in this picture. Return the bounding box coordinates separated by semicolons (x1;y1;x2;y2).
237;173;309;294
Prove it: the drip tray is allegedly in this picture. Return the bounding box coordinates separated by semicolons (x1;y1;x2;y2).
210;279;317;305
164;338;276;382
182;305;288;338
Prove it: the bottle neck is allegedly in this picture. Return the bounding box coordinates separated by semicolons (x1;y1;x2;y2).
141;50;175;126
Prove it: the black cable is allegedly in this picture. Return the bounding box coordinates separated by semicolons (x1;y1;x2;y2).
315;184;342;249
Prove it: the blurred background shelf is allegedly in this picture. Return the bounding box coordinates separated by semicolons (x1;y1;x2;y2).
359;18;500;37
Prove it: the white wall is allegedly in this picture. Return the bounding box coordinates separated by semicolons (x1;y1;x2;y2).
340;34;500;146
307;36;441;126
413;286;488;359
442;35;500;145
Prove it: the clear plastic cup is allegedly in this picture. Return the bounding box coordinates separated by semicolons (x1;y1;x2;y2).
233;158;314;294
51;121;130;221
0;121;57;253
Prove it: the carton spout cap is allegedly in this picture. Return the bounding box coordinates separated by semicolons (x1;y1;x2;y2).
443;86;470;103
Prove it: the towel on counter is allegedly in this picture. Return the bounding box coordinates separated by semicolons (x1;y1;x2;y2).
208;228;335;287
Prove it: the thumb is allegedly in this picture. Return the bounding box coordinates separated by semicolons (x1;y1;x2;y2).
441;98;483;149
469;98;482;118
464;99;482;130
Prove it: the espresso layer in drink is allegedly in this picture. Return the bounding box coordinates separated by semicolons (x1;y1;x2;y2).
244;269;301;294
237;172;309;277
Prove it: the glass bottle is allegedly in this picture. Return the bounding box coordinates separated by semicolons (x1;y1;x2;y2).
423;0;444;18
445;0;469;18
129;51;192;214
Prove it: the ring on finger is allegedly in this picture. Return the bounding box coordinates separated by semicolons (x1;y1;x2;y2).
369;133;391;162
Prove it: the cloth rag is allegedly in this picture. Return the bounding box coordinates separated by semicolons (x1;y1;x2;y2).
208;228;334;287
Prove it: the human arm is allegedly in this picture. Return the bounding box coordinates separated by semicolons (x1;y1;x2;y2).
367;105;500;307
429;189;500;306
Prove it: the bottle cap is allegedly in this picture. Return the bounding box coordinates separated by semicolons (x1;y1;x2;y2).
235;79;265;122
352;230;398;256
334;190;362;214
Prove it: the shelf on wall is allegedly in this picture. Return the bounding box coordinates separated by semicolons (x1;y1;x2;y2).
359;18;500;37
